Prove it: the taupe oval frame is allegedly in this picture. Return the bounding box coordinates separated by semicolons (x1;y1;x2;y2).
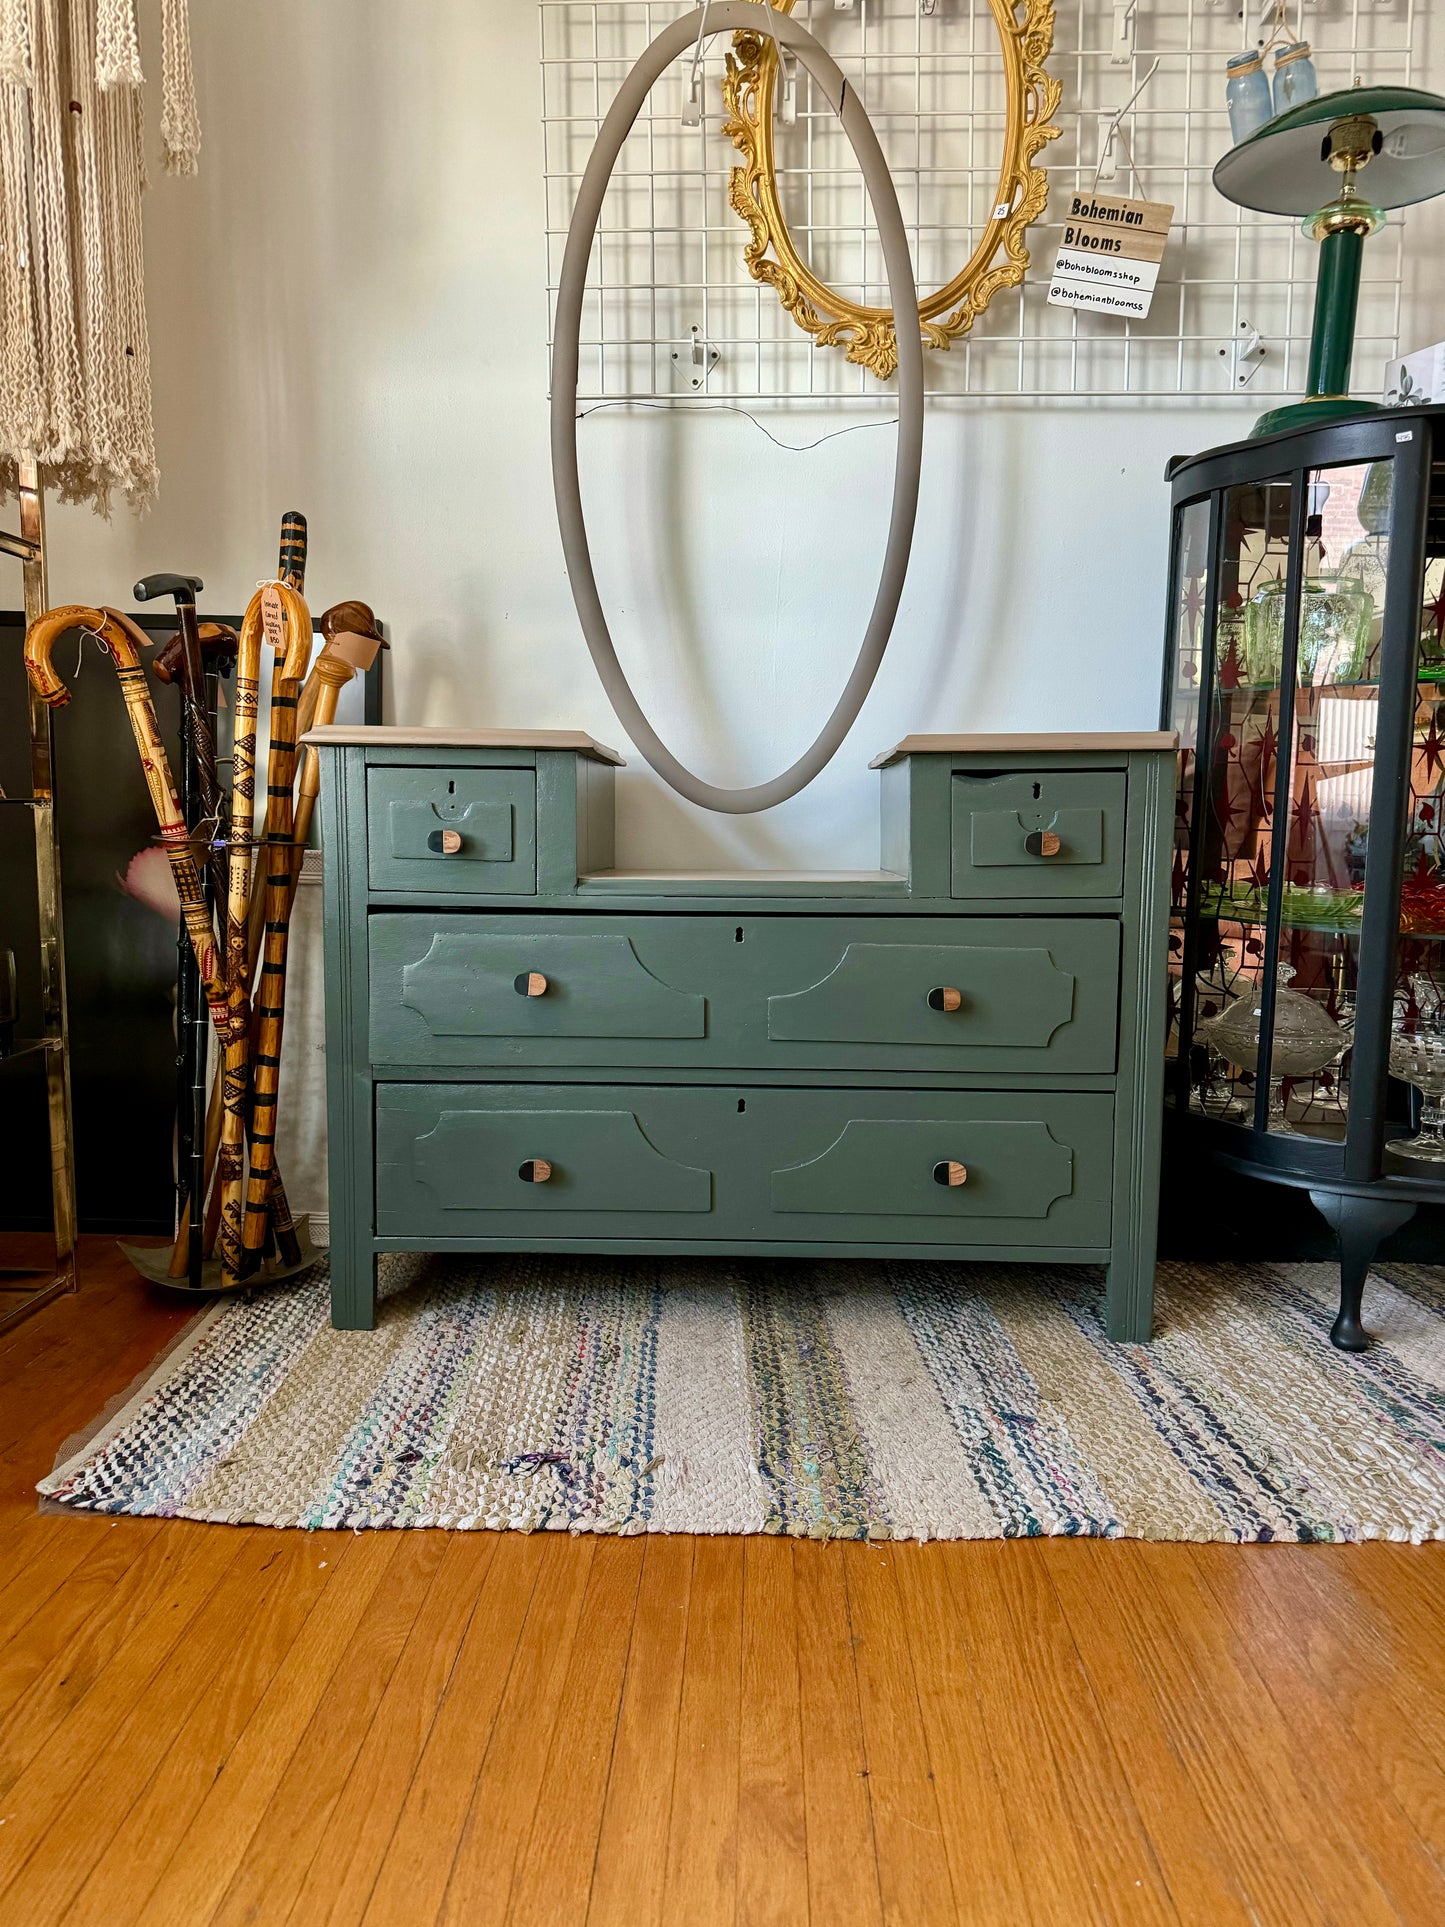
721;0;1062;378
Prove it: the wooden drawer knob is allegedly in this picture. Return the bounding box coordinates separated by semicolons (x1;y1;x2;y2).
927;986;963;1013
518;1158;553;1183
427;827;463;855
932;1160;968;1188
513;971;549;998
1024;829;1062;858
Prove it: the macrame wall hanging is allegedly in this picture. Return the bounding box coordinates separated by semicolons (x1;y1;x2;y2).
0;0;200;512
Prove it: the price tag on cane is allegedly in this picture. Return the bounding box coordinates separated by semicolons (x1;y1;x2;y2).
260;582;288;654
1047;190;1174;321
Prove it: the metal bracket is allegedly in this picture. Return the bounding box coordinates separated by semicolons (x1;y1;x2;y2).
671;325;720;390
777;50;798;126
1111;0;1136;66
1218;319;1269;387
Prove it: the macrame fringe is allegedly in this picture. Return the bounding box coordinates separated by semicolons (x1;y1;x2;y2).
95;0;143;91
160;0;199;175
0;0;199;512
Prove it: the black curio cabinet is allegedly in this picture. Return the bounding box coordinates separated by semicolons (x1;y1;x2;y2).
1163;405;1445;1348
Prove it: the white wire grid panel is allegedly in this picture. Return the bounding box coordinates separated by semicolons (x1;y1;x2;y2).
540;0;1417;401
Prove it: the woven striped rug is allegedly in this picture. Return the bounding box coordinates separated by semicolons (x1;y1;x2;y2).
39;1255;1445;1541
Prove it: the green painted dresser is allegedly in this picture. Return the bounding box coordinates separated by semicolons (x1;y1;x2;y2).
307;726;1175;1336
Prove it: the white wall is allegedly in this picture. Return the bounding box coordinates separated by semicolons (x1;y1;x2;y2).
45;1;1445;870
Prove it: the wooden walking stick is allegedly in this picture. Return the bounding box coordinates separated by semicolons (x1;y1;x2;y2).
213;579;312;1281
292;610;385;886
238;579;316;1270
195;515;312;1277
24;606;235;1050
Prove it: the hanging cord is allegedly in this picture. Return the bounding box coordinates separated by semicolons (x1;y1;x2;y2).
159;0;200;175
1258;1;1301;63
577;398;900;454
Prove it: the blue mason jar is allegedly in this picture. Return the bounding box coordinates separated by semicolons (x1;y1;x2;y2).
1273;42;1319;116
1225;51;1273;146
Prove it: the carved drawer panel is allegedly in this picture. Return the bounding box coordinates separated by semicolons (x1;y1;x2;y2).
368;914;1119;1074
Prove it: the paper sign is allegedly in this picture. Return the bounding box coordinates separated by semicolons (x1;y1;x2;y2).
260;582;287;654
1047;191;1174;320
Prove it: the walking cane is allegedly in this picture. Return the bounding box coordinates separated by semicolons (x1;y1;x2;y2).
149;614;239;1280
213;578;310;1281
134;576;228;907
197;516;312;1278
291;607;385;890
24;605;235;1052
238;578;315;1269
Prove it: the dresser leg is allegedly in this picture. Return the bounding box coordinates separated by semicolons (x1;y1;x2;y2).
1105;1252;1155;1343
330;1239;377;1331
1308;1190;1415;1352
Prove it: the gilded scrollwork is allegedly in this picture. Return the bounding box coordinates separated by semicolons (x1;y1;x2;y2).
721;0;1061;378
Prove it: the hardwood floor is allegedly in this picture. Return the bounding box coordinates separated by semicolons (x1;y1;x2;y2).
0;1238;1442;1927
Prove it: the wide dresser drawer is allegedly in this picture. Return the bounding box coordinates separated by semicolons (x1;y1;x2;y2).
375;1083;1114;1248
369;913;1121;1074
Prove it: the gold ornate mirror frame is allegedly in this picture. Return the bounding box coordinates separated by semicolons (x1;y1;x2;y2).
721;0;1061;378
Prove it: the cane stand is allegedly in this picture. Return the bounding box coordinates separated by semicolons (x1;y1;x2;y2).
0;457;79;1332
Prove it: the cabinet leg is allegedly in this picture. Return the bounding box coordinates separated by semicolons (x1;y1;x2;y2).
329;1236;377;1331
1307;1190;1415;1352
1105;1250;1156;1343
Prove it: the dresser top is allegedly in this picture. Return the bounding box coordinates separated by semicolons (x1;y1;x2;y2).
869;731;1179;768
301;724;626;765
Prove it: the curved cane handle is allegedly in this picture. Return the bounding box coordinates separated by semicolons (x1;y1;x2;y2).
24;605;109;707
238;579;313;682
24;604;152;707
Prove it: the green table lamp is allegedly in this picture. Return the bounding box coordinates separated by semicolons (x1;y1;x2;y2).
1212;84;1445;437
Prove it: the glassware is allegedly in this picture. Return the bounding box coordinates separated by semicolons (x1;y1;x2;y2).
1195;963;1348;1127
1242;573;1373;685
1388;976;1445;1163
1225;52;1274;146
1272;43;1318;117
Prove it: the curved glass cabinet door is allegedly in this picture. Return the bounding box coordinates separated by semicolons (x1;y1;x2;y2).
1166;424;1437;1157
1164;409;1445;1346
1167;412;1445;1176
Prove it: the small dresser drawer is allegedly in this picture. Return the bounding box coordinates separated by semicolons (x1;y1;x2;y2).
374;1083;1112;1249
952;770;1126;899
366;767;536;895
369;914;1119;1075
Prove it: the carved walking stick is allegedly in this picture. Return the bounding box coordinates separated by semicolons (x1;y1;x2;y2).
198;516;313;1278
238;578;315;1269
24;606;234;1049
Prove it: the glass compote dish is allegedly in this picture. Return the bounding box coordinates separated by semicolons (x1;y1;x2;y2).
1388;975;1445;1164
1195;963;1349;1128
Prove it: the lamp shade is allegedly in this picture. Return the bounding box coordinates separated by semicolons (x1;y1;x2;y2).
1213;84;1445;217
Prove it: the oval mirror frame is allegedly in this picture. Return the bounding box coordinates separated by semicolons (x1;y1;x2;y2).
721;0;1062;378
